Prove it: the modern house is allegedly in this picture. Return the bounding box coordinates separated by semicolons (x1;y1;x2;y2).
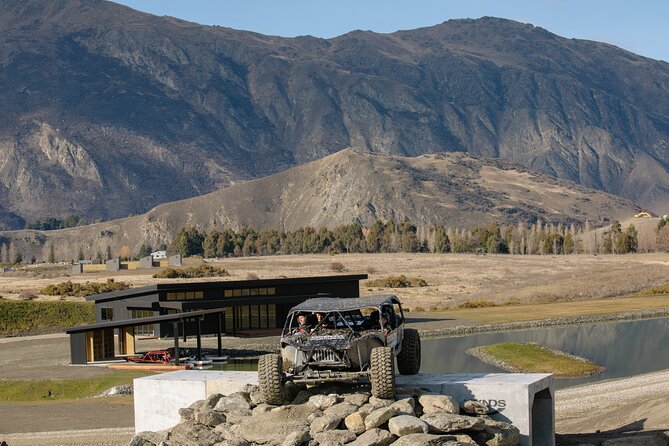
66;274;367;364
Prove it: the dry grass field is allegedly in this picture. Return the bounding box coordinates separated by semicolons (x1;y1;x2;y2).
2;253;669;311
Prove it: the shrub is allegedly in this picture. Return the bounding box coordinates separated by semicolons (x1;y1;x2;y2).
458;300;497;309
365;275;428;288
153;264;229;279
41;279;130;297
413;306;426;312
366;267;377;275
17;291;37;300
637;284;669;296
330;262;345;272
0;300;95;336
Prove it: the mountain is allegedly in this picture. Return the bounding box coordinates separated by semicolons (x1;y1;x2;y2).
0;149;639;261
1;0;669;229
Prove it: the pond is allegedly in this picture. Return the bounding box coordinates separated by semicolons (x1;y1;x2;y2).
212;317;669;389
421;317;669;389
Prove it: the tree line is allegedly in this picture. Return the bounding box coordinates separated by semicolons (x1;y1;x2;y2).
167;219;641;258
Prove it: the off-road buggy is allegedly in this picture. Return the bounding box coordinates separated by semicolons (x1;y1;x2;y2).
258;295;421;404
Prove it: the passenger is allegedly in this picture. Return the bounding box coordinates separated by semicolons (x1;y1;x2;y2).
313;312;330;331
293;313;311;333
380;313;391;335
363;310;381;330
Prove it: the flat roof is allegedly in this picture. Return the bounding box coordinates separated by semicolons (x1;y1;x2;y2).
65;308;226;334
85;274;368;303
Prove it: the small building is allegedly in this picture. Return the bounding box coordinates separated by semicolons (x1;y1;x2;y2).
66;274;367;364
151;250;167;260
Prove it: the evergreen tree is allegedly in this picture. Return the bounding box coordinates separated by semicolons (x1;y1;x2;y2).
14;251;23;264
48;244;56;263
106;245;112;261
137;244;153;259
203;230;221;258
171;227;205;257
78;246;85;261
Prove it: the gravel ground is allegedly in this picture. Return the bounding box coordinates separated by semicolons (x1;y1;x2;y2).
556;369;669;433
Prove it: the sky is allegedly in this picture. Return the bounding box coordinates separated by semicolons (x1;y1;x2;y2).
114;0;669;62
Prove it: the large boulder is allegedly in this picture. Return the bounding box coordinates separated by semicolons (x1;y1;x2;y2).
310;414;344;434
364;406;401;430
391;433;478;446
345;411;369;435
214;393;253;412
343;393;370;407
227;405;311;445
312;429;357;446
194;409;226;427
309;394;342;410
281;429;311;446
470;418;520;446
324;402;359;419
462;400;491;416
418;395;460;415
390;398;416;416
388;415;430;436
170;420;222;446
348;428;396;446
420;413;485;434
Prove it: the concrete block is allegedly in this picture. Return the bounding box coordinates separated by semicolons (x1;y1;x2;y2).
106;258;120;271
133;370;258;433
132;371;554;446
138;256;154;269
396;373;554;446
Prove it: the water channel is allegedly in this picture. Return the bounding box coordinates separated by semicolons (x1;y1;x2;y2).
216;317;669;389
421;317;669;389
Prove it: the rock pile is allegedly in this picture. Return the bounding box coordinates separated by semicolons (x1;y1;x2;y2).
129;384;520;446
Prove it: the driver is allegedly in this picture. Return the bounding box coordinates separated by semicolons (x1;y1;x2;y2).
293;313;311;333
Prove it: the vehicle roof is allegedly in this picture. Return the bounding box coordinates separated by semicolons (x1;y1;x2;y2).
289;295;400;312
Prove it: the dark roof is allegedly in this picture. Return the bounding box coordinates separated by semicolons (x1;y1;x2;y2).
65;308;225;334
290;295;399;312
85;274;368;302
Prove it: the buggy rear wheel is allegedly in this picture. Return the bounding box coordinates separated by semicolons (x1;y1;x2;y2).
370;346;395;399
258;353;284;405
397;328;421;375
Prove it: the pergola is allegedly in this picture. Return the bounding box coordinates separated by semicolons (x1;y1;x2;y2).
65;308;226;364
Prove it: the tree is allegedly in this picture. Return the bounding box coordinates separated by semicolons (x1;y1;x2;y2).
624;224;638;253
77;246;85;261
48;244;56;263
14;251;23;264
137;244;153;259
171;227;205;257
433;225;450;253
106;245;112;261
563;232;575;254
118;245;132;260
203;230;221;258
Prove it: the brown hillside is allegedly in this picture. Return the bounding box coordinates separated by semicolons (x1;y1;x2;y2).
0;149;639;261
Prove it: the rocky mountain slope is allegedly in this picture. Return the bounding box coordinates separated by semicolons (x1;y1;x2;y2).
1;0;668;230
0;149;638;261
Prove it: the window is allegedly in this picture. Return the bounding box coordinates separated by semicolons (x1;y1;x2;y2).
224;290;233;297
131;310;155;336
100;308;113;321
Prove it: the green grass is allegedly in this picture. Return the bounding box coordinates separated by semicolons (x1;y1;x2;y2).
478;342;603;377
0;300;95;336
0;371;153;402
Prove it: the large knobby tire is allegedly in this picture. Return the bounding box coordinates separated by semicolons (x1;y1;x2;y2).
258;353;284;405
397;328;421;375
370;346;395;399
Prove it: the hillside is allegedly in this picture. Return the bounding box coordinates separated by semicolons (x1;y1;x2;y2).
0;0;668;229
0;149;639;261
